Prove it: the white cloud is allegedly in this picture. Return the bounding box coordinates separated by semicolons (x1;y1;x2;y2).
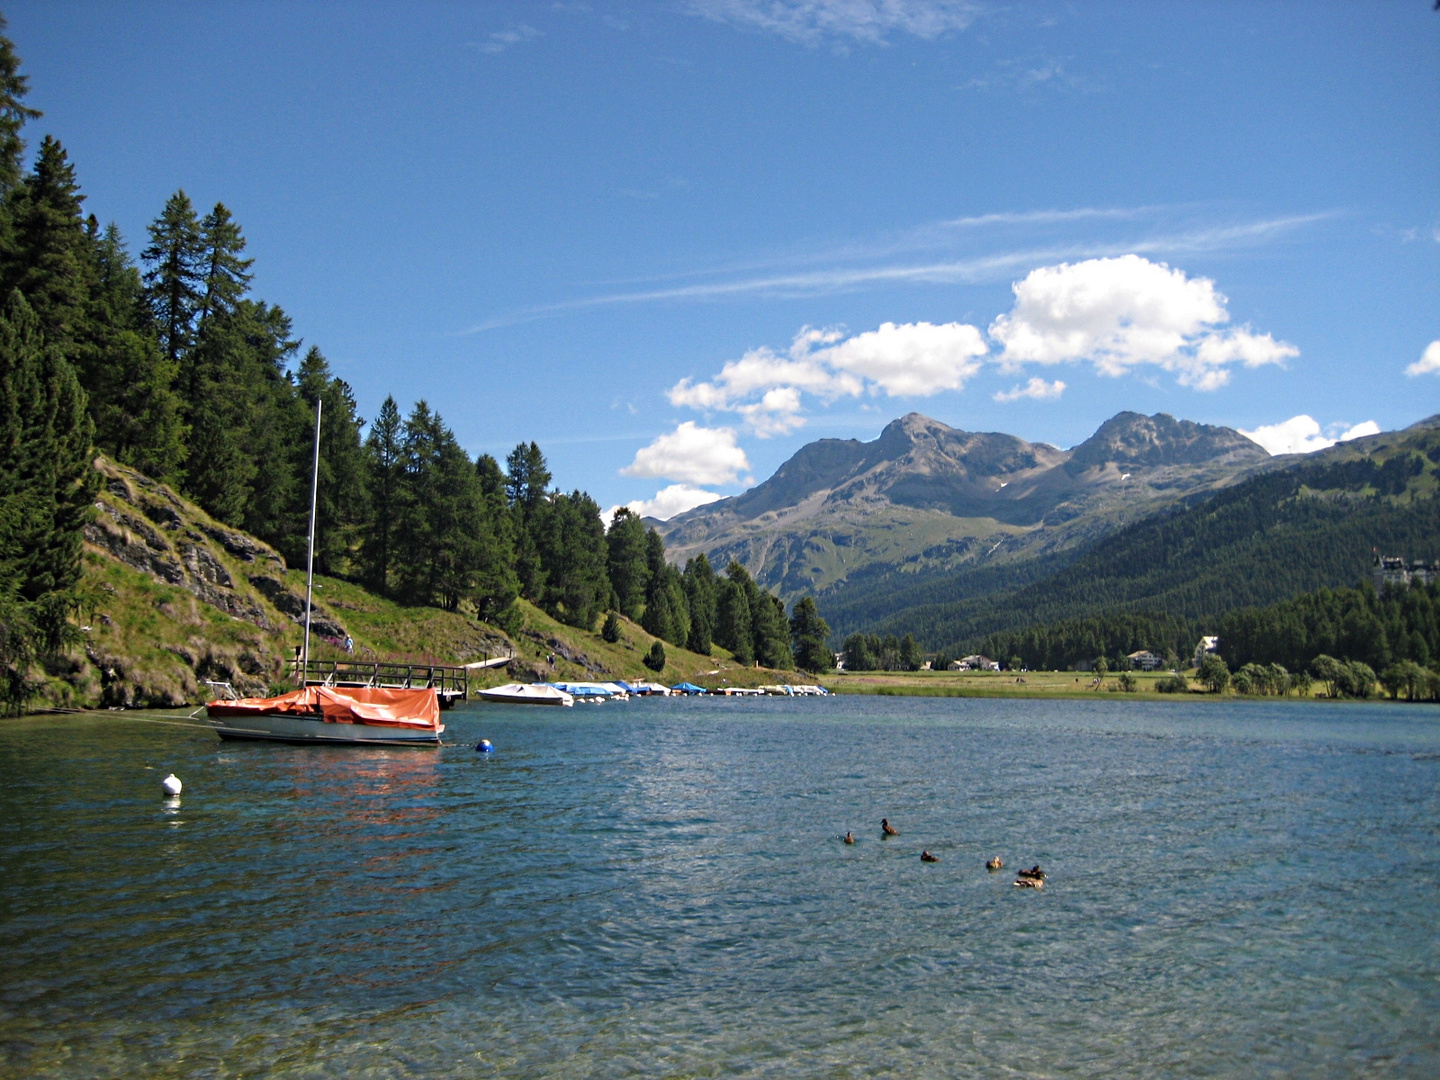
683;0;979;46
1405;340;1440;377
993;377;1066;403
989;254;1297;391
669;321;986;434
621;422;751;485
1239;415;1380;456
471;24;540;54
606;484;723;525
823;320;988;396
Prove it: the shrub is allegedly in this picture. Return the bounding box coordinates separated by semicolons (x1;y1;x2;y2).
1156;673;1189;693
643;641;666;672
601;611;621;643
1117;672;1137;692
1198;652;1230;693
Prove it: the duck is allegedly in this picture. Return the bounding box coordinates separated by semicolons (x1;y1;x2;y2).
920;850;939;862
1016;865;1046;880
881;818;899;836
985;856;1003;871
1013;876;1044;889
843;831;855;844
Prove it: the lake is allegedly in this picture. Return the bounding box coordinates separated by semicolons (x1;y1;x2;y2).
2;695;1438;1078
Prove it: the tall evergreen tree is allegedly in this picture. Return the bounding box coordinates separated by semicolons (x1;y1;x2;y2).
715;576;753;665
789;596;832;672
79;220;185;481
1;137;88;350
140;190;204;373
0;291;97;705
606;507;650;621
295;346;367;575
532;490;609;629
640;528;688;647
0;15;40;201
362;394;402;593
505;441;551;600
682;553;717;655
195;202;253;328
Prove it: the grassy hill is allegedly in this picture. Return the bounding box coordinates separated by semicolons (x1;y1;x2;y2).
34;458;797;710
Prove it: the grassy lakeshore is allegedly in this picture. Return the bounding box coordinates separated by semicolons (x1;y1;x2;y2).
822;668;1326;701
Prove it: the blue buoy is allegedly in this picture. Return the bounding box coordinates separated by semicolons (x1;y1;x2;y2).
476;739;494;753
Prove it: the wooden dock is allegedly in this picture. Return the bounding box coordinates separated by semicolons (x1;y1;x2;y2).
293;659;475;707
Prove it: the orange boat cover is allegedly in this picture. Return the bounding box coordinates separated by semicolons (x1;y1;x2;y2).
208;685;439;729
207;686;320;718
315;686;440;730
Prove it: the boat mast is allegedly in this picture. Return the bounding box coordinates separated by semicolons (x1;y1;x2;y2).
301;397;322;685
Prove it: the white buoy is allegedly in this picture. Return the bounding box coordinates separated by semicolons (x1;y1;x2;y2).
162;773;183;796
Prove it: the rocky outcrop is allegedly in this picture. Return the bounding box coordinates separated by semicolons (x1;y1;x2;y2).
247;574;347;640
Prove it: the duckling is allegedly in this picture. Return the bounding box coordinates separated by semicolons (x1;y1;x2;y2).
920;850;939;862
881;818;899;836
843;831;855;844
985;856;1003;871
1016;865;1046;880
1013;876;1043;889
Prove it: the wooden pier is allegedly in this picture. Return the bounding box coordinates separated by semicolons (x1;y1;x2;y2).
292;658;473;707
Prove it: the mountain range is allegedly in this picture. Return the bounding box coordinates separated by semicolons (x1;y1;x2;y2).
659;410;1440;649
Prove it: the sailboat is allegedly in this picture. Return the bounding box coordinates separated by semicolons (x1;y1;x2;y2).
206;399;444;746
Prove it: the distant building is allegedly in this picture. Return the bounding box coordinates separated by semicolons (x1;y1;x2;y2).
1193;636;1220;669
1373;554;1439;590
834;652;847;671
951;654;1000;672
1127;650;1162;671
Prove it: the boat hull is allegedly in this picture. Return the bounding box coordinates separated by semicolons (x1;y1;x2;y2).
209;713;443;746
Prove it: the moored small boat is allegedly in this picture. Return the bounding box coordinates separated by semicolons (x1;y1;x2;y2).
207;685;444;745
478;682;575;707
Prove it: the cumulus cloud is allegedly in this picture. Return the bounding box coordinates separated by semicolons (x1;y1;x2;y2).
621;422;751;485
993;377;1066;403
989;254;1297;391
669;321;986;435
606;484;723;525
683;0;979;46
1239;415;1381;456
1405;340;1440;377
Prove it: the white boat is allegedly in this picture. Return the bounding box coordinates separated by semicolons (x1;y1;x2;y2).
478;682;575;707
208;685;444;745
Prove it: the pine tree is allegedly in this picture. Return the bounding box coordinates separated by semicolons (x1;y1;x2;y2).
715;576;753;665
532;490;610;629
362;395;402;593
0;16;40;202
79;220;185;481
505;441;551;600
682;553;717;655
789;596;832;672
296;346;367;575
195;202;253;328
0;291;97;706
1;137;89;350
640;529;688;647
141;190;204;373
606;507;650;621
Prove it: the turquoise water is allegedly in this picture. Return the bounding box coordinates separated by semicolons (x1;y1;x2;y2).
2;696;1438;1078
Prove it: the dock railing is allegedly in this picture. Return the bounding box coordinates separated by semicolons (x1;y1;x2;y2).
291;658;472;702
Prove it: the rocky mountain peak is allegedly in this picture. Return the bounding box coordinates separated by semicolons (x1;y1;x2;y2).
1067;411;1267;468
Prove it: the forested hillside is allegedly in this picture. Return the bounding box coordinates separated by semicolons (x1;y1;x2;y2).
0;21;827;710
882;419;1440;659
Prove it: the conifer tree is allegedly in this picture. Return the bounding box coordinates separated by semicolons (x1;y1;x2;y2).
1;137;88;349
296;346;367;575
362;395;402;593
715;576;753;665
606;507;650;621
789;596;832;672
80;221;185;481
641;528;689;648
531;490;609;629
195;202;253;328
0;16;40;201
0;291;97;705
505;441;551;600
141;190;204;372
682;553;717;655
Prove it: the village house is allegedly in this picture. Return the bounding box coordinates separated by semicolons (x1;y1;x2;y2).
1127;649;1163;671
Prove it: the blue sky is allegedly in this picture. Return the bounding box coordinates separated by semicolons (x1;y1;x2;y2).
14;1;1439;516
